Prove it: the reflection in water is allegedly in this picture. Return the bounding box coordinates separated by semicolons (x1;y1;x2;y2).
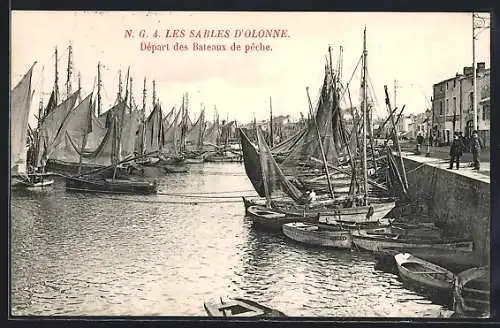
11;163;445;317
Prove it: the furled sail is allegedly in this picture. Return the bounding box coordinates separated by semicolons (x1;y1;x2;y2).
239;128;265;197
271;128;306;155
256;127;303;202
143;103;163;154
11;63;36;175
185;109;205;150
37;91;80;168
281;67;348;174
203;117;220;146
162;107;184;156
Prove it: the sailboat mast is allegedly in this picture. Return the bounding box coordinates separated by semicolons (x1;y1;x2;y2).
362;27;368;201
118;70;123;102
129;76;133;113
97;62;102;115
269;96;274;147
141;77;147;155
78;72;81;93
78;97;91;175
142;77;147;113
152;80;156;108
66;44;73;97
54;47;59;104
306;86;335;199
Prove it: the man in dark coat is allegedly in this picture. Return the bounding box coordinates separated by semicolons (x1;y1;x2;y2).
470;130;482;170
448;134;463;170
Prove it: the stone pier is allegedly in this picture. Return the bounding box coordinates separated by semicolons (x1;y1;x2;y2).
396;152;490;264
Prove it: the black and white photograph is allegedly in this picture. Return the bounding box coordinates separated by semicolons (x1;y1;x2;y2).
10;11;491;318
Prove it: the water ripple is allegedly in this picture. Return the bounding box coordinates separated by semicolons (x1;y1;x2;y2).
11;163;445;317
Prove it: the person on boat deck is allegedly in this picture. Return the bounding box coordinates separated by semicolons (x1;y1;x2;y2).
307;189;317;204
448;133;463;170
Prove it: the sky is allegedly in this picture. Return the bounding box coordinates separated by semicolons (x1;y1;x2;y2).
11;11;490;127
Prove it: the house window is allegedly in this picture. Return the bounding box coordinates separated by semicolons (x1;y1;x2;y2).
453;79;456;88
483;103;490;121
446;99;449;114
439;101;444;115
446;82;448;90
453;97;457;114
469;92;474;110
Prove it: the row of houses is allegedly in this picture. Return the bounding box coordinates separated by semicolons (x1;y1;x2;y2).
431;62;490;146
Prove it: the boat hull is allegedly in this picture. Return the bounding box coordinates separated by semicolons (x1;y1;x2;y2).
204;297;286;317
382;247;482;274
65;176;158;195
351;230;474;252
395;253;454;305
283;222;352;249
453;266;490;317
247;205;308;231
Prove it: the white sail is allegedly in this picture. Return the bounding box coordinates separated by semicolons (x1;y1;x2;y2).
11;63;36;176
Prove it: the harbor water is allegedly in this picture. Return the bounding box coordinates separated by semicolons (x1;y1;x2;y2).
11;163;446;317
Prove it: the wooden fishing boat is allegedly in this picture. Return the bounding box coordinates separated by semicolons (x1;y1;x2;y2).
453;266;490;317
282;222;352;249
163;164;188;173
351;229;474;252
65;175;158;194
204;152;242;163
184;157;204;164
247;205;302;231
380;247;481;274
394;253;455;305
12;174;55;190
204;297;286;317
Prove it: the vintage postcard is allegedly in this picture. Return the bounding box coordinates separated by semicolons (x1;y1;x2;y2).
10;11;491;318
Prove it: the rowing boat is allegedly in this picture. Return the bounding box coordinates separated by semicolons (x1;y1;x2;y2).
282;222;352;249
204;297;286;317
453;266;490;317
395;253;455;305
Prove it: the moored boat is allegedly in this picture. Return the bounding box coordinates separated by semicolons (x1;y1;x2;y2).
394;253;455;305
204;297;286;317
282;222;352;249
163;164;189;173
247;205;299;231
453;266;490;317
65;175;158;194
351;229;474;252
380;247;481;274
184;157;204;164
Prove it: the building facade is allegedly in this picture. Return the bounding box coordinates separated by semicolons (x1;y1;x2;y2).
431;63;490;146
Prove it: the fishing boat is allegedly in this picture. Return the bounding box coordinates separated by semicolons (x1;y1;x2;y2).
10;63;56;189
163;164;189;173
204;297;286;317
65;175;157;194
282;222;352;249
246;205;300;231
184;157;204;164
453;266;490;317
351;229;474;252
63;79;158;194
379;247;481;274
394;253;455;305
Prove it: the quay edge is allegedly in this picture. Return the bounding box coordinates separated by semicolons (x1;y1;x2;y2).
396;153;490;265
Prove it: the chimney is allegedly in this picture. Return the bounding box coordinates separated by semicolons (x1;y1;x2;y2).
477;62;486;73
463;66;474;75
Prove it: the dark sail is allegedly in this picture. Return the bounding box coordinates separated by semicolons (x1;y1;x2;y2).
255;127;303;202
239;128;265;197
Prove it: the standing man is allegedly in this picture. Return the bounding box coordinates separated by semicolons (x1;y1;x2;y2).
416;132;424;154
470;130;482;170
448;133;463;170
